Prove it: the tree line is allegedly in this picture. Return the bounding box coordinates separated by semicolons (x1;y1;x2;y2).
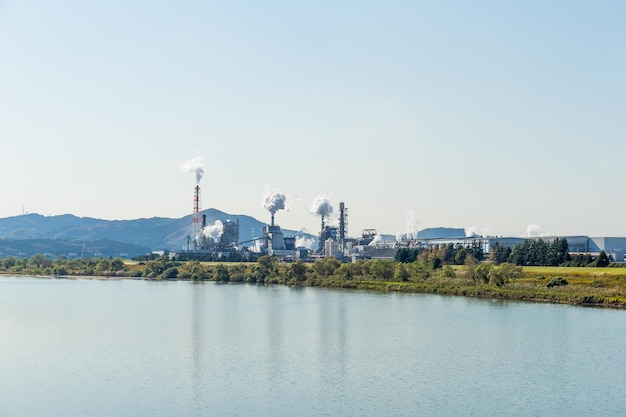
394;242;484;266
393;238;620;268
490;238;618;267
0;252;525;288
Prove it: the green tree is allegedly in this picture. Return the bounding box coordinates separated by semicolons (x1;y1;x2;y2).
432;257;443;270
441;265;456;278
490;242;512;265
596;250;610;267
336;262;359;280
498;262;523;279
474;263;493;284
215;264;230;282
407;260;432;281
394;263;410;281
312;258;341;277
189;262;210;281
469;240;484;262
53;265;68;276
287;260;308;282
110;258;125;272
368;260;395;281
95;258;111;275
254;255;278;282
443;243;455;264
453;247;468;265
143;256;171;278
463;255;477;281
228;264;247;282
29;253;52;269
162;267;179;279
487;263;522;287
488;267;506;287
3;256;17;270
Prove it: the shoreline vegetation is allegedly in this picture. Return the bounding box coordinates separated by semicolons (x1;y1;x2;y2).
2;254;626;309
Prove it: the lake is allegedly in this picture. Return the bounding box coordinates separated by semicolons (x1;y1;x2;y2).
1;276;625;417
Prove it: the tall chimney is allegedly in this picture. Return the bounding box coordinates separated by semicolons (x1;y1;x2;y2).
192;185;201;249
339;201;347;249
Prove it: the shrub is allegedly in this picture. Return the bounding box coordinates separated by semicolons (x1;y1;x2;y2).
161;267;179;279
547;277;568;288
474;263;493;284
441;266;456;278
215;264;230;282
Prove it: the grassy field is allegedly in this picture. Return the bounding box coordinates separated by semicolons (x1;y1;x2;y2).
314;265;626;309
521;266;626;286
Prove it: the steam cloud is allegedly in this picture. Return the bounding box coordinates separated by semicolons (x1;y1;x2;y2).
526;224;550;238
296;236;315;249
310;196;333;218
181;156;205;184
396;210;420;241
368;234;382;246
203;220;224;242
465;226;495;238
405;210;419;237
263;186;286;215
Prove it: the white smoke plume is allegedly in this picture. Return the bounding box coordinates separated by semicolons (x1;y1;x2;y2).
310;196;333;218
263;185;286;215
181;156;205;184
465;226;496;238
526;224;550;238
368;234;382;246
404;210;419;239
203;220;224;242
296;236;315;249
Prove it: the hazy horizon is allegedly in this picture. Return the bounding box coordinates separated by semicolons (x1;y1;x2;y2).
3;207;619;240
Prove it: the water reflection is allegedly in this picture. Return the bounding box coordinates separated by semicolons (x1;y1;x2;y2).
2;278;624;417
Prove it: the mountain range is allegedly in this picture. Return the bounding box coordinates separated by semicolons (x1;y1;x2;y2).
0;210;307;258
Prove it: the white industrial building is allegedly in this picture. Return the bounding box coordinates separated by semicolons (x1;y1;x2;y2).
360;235;626;263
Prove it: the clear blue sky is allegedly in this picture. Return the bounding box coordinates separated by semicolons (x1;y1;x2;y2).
1;0;624;238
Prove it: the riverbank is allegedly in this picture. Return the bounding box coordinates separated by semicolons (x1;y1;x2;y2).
314;277;626;309
3;259;626;309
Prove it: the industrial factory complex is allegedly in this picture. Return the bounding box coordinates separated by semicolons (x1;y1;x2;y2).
173;180;626;263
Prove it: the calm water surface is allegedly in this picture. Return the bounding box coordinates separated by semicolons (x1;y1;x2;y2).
1;276;625;417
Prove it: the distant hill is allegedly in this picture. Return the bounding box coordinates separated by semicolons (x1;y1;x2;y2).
0;238;151;259
0;210;311;258
416;227;469;239
0;212;473;259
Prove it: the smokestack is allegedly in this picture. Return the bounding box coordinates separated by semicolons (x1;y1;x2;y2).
192;185;201;249
339;202;346;240
202;214;206;229
271;213;275;227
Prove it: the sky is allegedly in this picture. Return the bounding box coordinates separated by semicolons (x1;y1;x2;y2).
1;0;624;238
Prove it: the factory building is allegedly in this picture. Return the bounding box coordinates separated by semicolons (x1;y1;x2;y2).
356;235;626;263
261;218;296;258
221;219;240;246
